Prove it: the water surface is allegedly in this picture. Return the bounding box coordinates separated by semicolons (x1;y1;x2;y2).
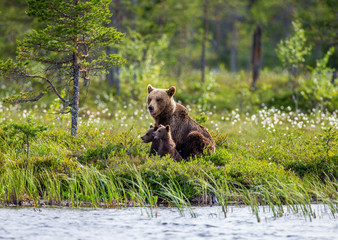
0;205;337;240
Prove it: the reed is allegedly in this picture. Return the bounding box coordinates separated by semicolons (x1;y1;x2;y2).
305;175;338;217
194;170;233;218
104;170;127;208
38;170;63;205
0;139;337;222
124;164;158;217
156;173;196;217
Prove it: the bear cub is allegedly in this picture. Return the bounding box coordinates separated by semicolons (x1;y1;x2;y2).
140;125;159;156
154;125;182;161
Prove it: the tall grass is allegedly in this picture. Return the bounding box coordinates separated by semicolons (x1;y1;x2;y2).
194;170;234;218
156;173;196;217
0;159;337;221
124;164;158;217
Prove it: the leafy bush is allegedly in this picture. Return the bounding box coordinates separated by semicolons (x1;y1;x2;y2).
300;47;337;111
3;118;47;158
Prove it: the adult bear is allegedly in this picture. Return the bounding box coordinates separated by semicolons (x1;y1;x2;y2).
147;84;215;159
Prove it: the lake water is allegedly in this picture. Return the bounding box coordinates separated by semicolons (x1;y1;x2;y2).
0;205;337;240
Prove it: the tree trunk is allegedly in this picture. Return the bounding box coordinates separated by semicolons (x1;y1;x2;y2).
132;0;137;30
70;0;80;136
215;6;221;57
71;39;80;136
289;66;299;111
112;61;120;95
106;0;121;94
230;18;238;72
201;0;208;83
251;25;262;90
106;50;121;95
177;24;186;76
158;0;165;32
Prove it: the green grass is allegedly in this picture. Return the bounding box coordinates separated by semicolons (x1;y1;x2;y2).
0;70;337;221
0;111;336;219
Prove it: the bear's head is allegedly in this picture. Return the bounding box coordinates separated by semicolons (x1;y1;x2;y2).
147;84;176;118
140;125;157;143
154;124;171;140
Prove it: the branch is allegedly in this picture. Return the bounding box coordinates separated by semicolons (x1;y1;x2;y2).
50;3;75;20
6;91;47;104
26;74;70;106
39;58;73;65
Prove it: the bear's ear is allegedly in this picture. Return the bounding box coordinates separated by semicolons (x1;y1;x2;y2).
165;125;170;132
147;84;155;93
166;86;176;97
150;124;153;128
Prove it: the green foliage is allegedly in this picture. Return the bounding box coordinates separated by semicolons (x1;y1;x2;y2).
276;21;312;71
197;71;218;112
0;0;125;136
46;89;70;123
119;30;169;101
276;20;312;109
300;47;337;110
195;112;208;124
18;0;125;74
1;0;337;76
275;21;337;111
0;0;35;59
3;117;47;158
319;127;338;158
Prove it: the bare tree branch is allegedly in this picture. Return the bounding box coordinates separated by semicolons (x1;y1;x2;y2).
26;74;70;106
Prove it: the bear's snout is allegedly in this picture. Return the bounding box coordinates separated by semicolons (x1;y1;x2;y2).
148;105;154;112
141;135;149;143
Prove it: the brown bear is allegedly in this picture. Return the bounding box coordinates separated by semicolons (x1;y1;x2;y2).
147;84;215;159
140;125;159;156
154;125;182;161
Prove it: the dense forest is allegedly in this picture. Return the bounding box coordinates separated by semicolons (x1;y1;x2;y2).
1;0;338;68
0;0;337;135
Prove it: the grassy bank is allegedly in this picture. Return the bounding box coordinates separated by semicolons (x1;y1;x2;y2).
0;100;337;220
0;70;337;220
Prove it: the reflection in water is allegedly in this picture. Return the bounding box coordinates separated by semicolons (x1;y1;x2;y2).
0;205;337;240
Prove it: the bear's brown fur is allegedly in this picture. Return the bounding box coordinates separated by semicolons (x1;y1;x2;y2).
140;125;159;156
147;84;215;159
154;125;182;161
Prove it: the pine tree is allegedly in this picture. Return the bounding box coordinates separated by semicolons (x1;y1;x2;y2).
0;0;125;136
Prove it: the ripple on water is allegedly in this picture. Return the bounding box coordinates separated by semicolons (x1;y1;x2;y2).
0;205;337;240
